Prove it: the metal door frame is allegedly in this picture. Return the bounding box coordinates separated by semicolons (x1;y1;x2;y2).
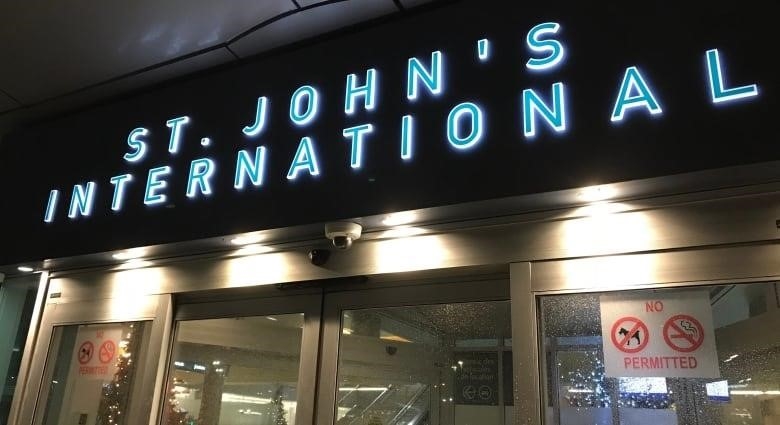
158;288;323;425
315;273;511;425
511;243;780;425
11;293;173;425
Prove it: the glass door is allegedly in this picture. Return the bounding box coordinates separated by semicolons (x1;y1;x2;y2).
538;281;780;425
14;294;171;425
39;321;154;424
158;289;321;425
316;274;513;425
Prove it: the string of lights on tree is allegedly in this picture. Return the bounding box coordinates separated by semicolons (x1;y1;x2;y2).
95;324;139;424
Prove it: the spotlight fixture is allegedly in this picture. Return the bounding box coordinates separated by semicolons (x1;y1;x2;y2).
577;185;616;202
382;211;417;226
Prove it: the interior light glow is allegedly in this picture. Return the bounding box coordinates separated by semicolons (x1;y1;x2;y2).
230;234;263;246
382;211;417;226
112;248;147;260
17;266;34;272
222;393;271;405
730;390;780;396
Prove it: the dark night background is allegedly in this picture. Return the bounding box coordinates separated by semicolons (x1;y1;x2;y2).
1;0;777;264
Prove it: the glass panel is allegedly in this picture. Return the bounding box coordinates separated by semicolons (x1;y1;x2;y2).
38;321;152;425
161;314;305;425
336;301;513;425
540;281;780;425
0;276;39;423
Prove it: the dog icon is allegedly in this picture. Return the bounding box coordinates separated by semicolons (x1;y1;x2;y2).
619;327;641;346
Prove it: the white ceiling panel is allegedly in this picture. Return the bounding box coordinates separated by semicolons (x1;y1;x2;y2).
0;91;19;113
229;0;399;58
0;0;296;104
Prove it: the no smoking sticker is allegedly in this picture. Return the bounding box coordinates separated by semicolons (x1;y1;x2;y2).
663;314;704;353
610;316;649;353
99;340;116;364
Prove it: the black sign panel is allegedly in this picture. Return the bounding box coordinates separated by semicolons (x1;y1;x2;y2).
0;0;777;264
454;351;500;406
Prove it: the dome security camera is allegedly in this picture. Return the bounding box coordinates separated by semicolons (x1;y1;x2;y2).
325;222;362;250
308;249;331;267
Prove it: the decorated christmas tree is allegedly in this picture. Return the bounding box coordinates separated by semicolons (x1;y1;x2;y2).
162;381;188;425
270;386;289;425
95;323;142;424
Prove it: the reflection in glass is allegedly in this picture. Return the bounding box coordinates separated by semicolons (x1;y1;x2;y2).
540;281;780;425
0;276;39;423
39;321;151;425
336;301;513;425
161;314;304;425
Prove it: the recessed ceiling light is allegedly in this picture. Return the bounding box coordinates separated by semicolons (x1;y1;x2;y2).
381;226;426;239
112;248;146;261
230;234;263;246
17;266;34;272
114;259;153;270
234;244;272;256
382;211;417;226
577;185;616;202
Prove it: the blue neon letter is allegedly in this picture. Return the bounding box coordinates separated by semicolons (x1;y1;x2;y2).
611;67;663;122
342;124;374;169
401;115;414;160
166;116;190;154
124;128;149;163
447;103;484;150
526;22;565;71
44;189;59;223
345;69;377;115
109;174;133;212
706;49;759;104
67;182;97;219
287;137;320;180
478;39;490;61
243;97;269;136
145;166;171;205
290;86;319;126
234;146;267;190
522;82;567;138
407;51;443;101
186;159;215;198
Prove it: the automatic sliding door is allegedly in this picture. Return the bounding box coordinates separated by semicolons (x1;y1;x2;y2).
317;276;512;425
161;292;321;425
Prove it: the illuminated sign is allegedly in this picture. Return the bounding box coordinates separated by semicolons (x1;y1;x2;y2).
40;21;761;223
0;1;774;265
